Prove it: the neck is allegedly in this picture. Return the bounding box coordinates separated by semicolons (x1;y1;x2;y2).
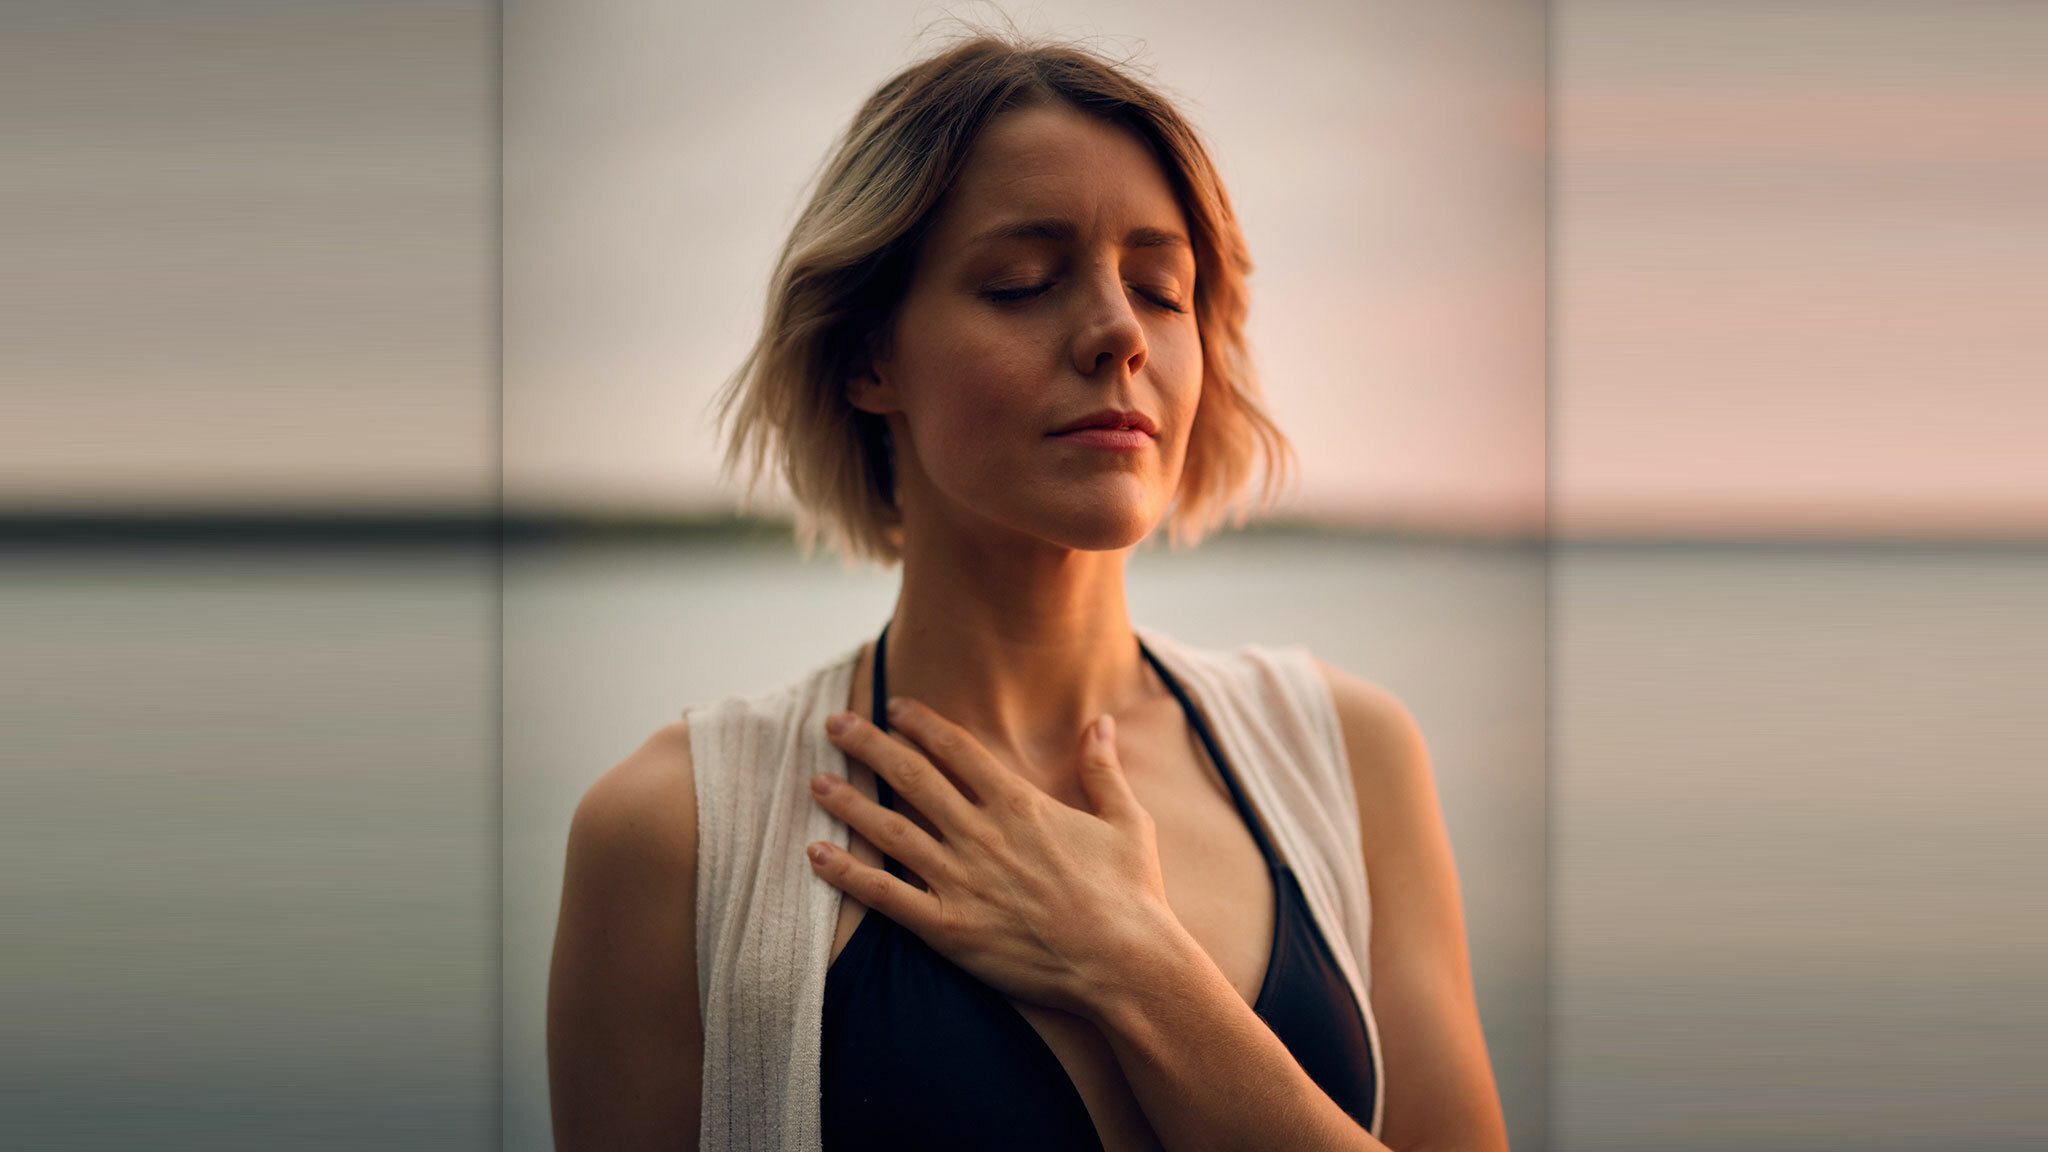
880;526;1153;789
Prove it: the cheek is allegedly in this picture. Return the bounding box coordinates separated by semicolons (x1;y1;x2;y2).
906;331;1044;439
1153;331;1204;418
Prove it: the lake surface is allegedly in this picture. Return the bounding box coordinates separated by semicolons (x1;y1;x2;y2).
7;535;2040;1149
1549;542;2047;1150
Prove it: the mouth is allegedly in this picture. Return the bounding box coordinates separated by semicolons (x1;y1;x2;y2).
1049;409;1158;438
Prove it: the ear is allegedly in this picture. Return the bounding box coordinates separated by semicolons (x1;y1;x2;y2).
845;339;900;416
845;365;897;416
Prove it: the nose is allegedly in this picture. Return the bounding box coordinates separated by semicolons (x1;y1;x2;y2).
1069;270;1148;381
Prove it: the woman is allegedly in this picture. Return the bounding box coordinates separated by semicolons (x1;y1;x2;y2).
549;33;1507;1152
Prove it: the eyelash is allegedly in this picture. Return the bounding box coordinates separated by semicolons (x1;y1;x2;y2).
984;282;1188;314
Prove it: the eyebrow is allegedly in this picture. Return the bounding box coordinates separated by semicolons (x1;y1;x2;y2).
965;218;1191;251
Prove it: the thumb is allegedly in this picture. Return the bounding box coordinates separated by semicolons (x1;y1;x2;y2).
1076;713;1141;824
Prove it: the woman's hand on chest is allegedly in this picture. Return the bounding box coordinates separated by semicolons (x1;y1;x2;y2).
805;698;1187;1019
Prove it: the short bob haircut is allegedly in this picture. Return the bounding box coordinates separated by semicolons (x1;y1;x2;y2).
717;33;1293;565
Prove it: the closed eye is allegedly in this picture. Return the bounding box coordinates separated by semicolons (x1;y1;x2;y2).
984;283;1053;304
1133;286;1188;314
982;281;1187;314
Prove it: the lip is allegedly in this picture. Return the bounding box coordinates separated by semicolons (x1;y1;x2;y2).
1049;408;1158;437
1051;426;1152;450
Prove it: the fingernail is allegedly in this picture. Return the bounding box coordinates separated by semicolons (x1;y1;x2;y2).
807;842;830;864
1095;713;1116;744
886;696;905;719
826;712;853;736
811;772;837;795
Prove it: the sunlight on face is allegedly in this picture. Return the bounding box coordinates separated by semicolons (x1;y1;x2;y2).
853;100;1203;555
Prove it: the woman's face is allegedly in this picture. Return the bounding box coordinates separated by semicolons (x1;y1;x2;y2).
852;100;1203;554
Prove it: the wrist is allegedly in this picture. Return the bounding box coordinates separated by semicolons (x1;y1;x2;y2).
1073;907;1213;1033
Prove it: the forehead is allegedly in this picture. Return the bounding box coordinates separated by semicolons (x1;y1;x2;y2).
928;101;1187;242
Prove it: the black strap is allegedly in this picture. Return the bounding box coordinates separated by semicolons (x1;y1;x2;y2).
869;624;906;879
863;626;1282;878
1137;640;1283;870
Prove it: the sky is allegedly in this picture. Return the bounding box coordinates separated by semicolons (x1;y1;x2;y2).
503;0;1546;532
7;0;2039;535
1551;0;2048;536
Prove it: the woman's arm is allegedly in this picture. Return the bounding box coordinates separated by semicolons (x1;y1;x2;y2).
1084;923;1381;1150
547;721;702;1152
1318;661;1508;1151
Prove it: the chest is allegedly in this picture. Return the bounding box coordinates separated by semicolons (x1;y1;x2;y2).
825;716;1276;1151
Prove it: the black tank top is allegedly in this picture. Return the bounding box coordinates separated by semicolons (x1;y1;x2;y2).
821;628;1380;1149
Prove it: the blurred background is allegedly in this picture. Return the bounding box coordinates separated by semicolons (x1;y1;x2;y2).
1551;5;2046;1147
6;1;2043;1150
5;3;500;1150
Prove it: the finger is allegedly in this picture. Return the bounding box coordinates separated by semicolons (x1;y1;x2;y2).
883;696;1033;806
825;711;978;832
806;839;939;930
1075;713;1144;825
810;771;950;881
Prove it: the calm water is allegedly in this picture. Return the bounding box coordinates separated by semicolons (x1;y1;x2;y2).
8;536;2041;1149
3;546;499;1151
1550;543;2048;1151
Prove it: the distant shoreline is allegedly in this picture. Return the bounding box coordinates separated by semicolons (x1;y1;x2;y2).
1;510;2041;550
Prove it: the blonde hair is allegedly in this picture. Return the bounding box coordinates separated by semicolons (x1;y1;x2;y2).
716;33;1293;564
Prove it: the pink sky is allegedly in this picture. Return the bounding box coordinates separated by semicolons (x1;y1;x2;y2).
7;2;2039;536
1551;2;2046;535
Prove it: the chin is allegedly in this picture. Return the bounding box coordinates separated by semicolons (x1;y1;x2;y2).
1032;499;1161;553
938;472;1170;553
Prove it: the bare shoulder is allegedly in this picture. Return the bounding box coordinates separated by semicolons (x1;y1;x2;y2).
1310;659;1432;824
567;719;697;881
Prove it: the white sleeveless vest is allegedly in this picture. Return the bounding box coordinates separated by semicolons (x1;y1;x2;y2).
686;628;1384;1149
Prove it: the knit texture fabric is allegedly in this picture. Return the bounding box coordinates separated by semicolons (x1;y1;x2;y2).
687;628;1383;1150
